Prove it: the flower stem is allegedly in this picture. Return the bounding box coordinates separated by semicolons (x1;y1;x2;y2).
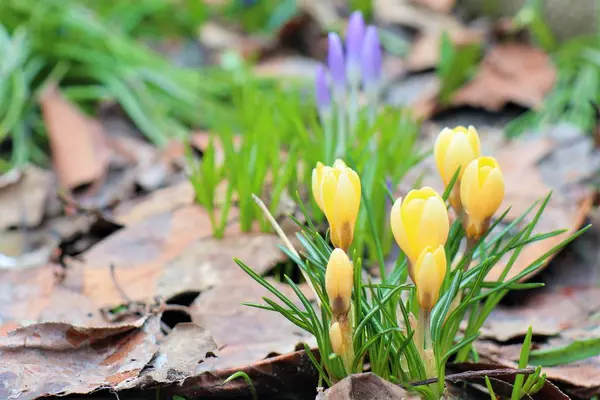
335;92;346;158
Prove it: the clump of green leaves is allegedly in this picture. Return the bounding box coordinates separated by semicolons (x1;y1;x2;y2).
437;32;483;105
237;176;587;398
187;79;423;264
216;0;298;35
0;0;239;167
506;33;600;137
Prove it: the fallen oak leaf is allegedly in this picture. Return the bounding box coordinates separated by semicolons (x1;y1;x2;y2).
323;373;418;400
40;84;108;191
111;180;196;226
481;286;600;342
476;340;600;395
0;316;161;399
0;165;53;230
75;205;216;307
163;349;319;400
452;43;557;111
118;322;217;389
191;276;316;372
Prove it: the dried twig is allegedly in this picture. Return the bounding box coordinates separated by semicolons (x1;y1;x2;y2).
408;367;535;387
252;193;321;308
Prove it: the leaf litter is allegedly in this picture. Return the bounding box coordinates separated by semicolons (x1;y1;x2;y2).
1;5;600;400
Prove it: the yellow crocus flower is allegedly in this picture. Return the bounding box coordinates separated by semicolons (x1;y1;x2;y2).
414;245;447;311
320;162;361;251
325;249;354;318
460;156;505;239
312;159;348;211
434;126;481;210
390;187;449;276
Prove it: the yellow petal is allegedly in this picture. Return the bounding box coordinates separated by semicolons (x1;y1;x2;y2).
325;248;354;316
460;159;478;217
333;159;347;169
321;169;338;223
460;157;504;237
331;172;360;250
400;187;448;262
329;322;344;356
434;128;454;181
479;167;504;218
466;125;481;155
401;195;426;262
443;134;476;182
346;168;362;201
417;195;449;252
391;197;412;260
415;246;446;310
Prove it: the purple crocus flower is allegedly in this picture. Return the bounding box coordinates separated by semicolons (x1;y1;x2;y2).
327;32;346;95
345;11;365;84
315;65;331;113
361;25;382;91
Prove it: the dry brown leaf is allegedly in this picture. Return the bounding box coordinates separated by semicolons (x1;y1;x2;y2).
0;166;53;230
164;349;319;399
112;180;196;226
453;43;557;111
192;277;315;372
486;136;594;282
0;317;161;399
324;373;418;399
409;0;455;13
476;340;600;395
121;323;217;388
157;233;285;298
76;205;215;307
0;265;57;328
447;363;570;400
481;287;600;342
40;85;108;190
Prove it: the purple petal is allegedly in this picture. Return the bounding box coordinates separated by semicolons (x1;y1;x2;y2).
327;32;346;91
361;25;382;88
345;11;365;73
315;65;331;111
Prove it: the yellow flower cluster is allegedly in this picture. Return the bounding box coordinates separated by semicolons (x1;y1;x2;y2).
390;187;448;310
311;126;504;334
434;126;505;240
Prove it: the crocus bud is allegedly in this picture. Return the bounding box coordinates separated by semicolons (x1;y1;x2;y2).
414;246;446;311
434;126;481;185
312;159;347;212
329;321;345;356
390;187;449;279
315;66;331;113
460;157;505;239
345;11;365;85
361;26;382;92
327;32;346;95
434;126;481;211
320;161;361;251
325;248;354;318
